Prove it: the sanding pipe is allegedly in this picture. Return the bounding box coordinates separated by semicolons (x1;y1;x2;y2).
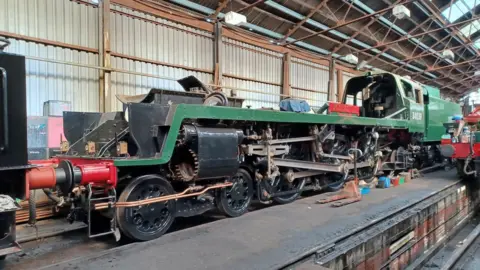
25;159;117;199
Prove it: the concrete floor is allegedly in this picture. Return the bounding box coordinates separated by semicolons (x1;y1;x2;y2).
40;170;459;270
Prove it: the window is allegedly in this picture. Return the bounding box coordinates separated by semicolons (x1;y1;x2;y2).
401;80;415;100
345;91;363;106
414;87;423;104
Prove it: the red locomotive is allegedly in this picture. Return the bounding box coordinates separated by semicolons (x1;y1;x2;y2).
440;107;480;179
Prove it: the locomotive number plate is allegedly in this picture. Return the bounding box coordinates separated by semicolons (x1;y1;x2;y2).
411;111;423;120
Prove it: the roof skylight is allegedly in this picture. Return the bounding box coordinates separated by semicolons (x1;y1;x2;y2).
460;19;480;36
442;0;479;22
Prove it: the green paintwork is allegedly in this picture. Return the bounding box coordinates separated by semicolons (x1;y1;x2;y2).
423;95;461;142
423;85;441;98
114;104;409;167
113;72;461;167
358;72;461;141
398;76;460;141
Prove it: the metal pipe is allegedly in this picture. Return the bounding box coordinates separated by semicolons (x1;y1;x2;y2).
273;158;345;173
463;156;475;175
269;136;316;144
317;103;329;114
94;182;233;209
28;190;36;225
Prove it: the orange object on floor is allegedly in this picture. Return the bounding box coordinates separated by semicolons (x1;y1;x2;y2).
391;177;400;186
316;179;362;207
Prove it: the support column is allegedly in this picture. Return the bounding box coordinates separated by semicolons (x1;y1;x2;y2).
336;69;344;103
99;0;111;112
282;52;291;99
327;58;336;102
213;22;223;90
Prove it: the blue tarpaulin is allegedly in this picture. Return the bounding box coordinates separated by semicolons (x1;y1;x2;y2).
279;99;311;113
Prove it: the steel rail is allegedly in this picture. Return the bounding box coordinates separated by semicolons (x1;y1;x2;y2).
441;221;480;270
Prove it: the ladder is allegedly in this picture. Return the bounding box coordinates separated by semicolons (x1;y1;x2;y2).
86;184;120;240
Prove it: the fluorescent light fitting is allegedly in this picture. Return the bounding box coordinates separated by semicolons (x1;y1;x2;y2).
225;11;247;26
344;54;358;65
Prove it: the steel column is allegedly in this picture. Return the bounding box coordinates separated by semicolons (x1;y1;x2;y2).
328;58;336;102
282;52;291;99
336;69;344;102
214;22;223;89
99;0;111;113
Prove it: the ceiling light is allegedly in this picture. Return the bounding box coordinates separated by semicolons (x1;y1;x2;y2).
225;11;247;26
442;49;454;61
344;54;358;65
393;5;411;20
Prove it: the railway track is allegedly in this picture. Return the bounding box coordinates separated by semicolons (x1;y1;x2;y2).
421;214;480;270
451;226;480;270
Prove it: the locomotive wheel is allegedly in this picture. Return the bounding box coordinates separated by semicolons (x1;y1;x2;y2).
217;168;253;217
116;175;176;241
272;171;306;204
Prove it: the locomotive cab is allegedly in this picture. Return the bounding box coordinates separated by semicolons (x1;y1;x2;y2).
343;73;400;118
342;73;427;121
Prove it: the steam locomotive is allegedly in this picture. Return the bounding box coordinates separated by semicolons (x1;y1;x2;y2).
0;50;460;258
